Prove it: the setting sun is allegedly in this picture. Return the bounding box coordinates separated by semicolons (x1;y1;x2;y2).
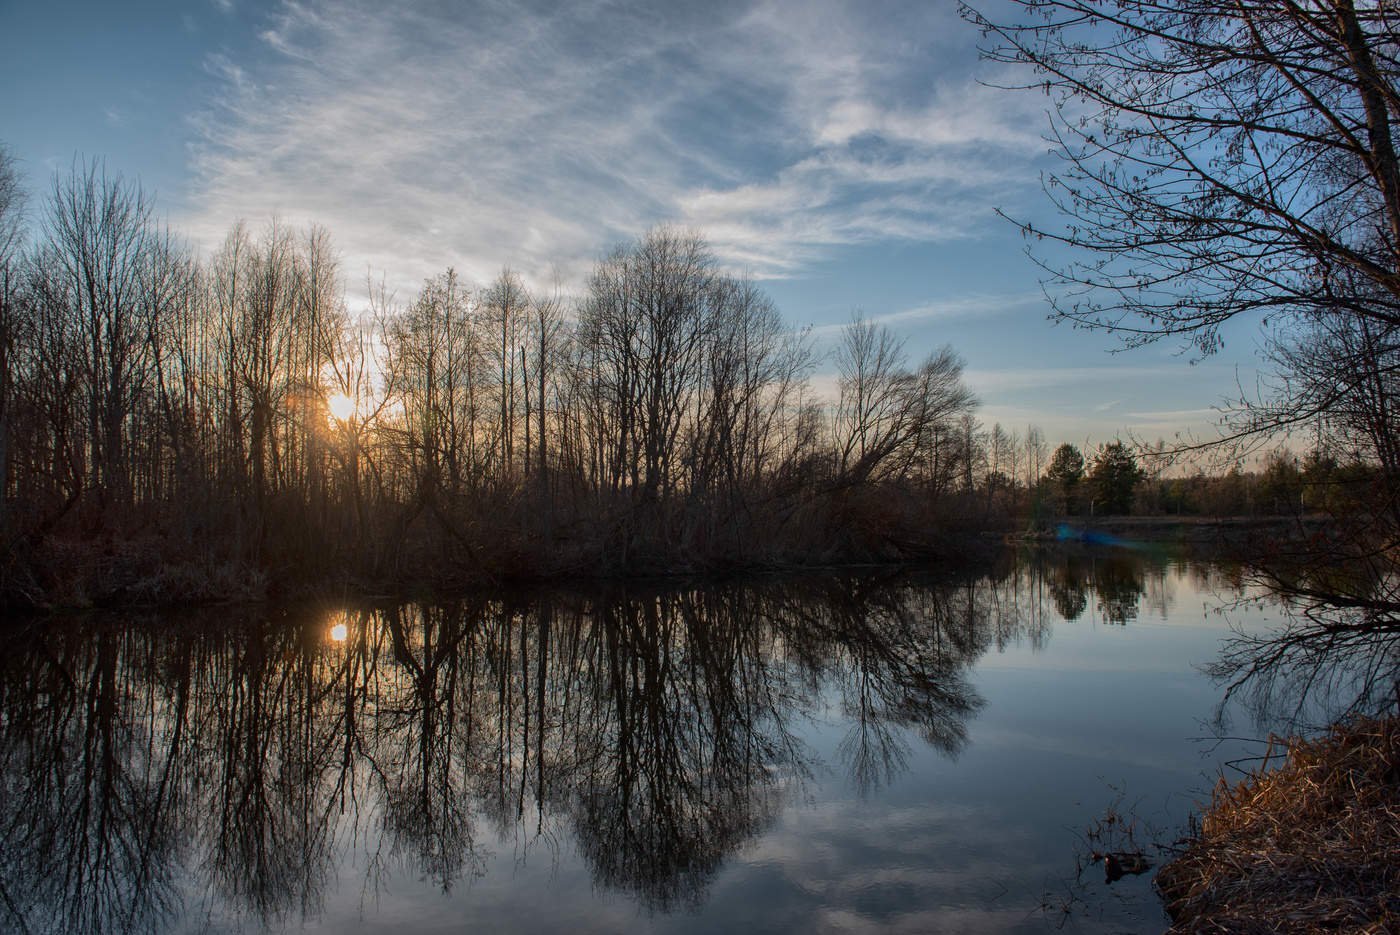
330;622;348;642
327;393;355;422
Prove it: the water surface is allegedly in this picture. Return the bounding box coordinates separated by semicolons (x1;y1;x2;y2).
0;549;1277;933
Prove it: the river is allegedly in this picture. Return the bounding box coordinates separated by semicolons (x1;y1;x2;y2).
0;548;1283;934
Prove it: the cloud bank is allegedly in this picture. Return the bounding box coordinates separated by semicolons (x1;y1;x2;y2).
183;0;1046;299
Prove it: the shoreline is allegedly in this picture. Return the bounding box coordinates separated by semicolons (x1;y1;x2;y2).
1156;713;1400;933
6;513;1326;612
3;531;1007;613
1008;513;1333;543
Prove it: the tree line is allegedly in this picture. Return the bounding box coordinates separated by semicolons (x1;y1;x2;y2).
1025;440;1381;521
1;140;1373;606
0;153;1023;605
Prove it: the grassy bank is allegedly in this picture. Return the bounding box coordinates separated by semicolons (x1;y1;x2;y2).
1156;713;1400;933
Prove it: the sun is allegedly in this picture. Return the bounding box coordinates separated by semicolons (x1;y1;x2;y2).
327;393;356;422
330;622;348;642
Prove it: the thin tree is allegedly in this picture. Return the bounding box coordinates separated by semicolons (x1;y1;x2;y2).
0;144;26;530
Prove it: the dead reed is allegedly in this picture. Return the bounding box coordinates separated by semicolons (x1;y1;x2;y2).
1156;711;1400;934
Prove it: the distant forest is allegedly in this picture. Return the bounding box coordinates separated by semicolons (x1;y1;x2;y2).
0;153;1352;607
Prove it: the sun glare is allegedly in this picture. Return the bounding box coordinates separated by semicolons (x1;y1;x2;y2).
327;393;356;422
330;622;348;642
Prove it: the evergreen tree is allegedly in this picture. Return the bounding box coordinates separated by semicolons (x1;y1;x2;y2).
1043;442;1085;515
1044;443;1084;487
1088;441;1142;515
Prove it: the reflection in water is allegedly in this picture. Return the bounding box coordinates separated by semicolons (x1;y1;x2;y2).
1209;555;1400;729
1025;549;1162;625
0;554;1200;933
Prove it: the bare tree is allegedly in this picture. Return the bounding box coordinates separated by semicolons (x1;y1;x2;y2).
292;226;341;497
483;268;528;478
967;0;1400;713
2;160;1002;598
833;314;911;482
210;222;251;495
140;223;198;502
0;144;26;529
1023;424;1046;491
833;315;977;487
11;246;86;536
526;276;565;506
969;3;1400;353
45;159;162;512
578;228;716;509
385;268;481;506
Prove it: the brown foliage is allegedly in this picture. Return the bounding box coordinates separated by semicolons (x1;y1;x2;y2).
1158;714;1400;934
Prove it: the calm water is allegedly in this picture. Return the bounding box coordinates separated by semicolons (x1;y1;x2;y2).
0;549;1282;934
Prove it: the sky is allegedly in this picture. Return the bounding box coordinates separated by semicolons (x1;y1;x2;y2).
0;0;1271;453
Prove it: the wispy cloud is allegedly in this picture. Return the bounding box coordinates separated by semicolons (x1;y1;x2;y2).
879;291;1045;326
808;291;1044;338
182;0;1045;300
964;364;1196;395
1125;407;1222;424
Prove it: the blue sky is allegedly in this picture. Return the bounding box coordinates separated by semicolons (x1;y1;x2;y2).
0;0;1266;452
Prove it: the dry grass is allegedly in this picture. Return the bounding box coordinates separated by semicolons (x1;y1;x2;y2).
1157;712;1400;934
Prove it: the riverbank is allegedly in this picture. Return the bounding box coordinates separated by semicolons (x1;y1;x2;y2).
1012;514;1333;547
1156;713;1400;933
3;517;1001;611
1;511;1323;611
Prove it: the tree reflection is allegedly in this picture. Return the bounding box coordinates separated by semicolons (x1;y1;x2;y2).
204;616;337;924
1091;557;1148;625
1019;549;1164;626
0;570;1082;931
1208;557;1400;730
0;620;185;935
790;576;985;794
375;601;485;891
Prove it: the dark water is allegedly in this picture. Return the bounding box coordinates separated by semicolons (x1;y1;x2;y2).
0;550;1280;934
